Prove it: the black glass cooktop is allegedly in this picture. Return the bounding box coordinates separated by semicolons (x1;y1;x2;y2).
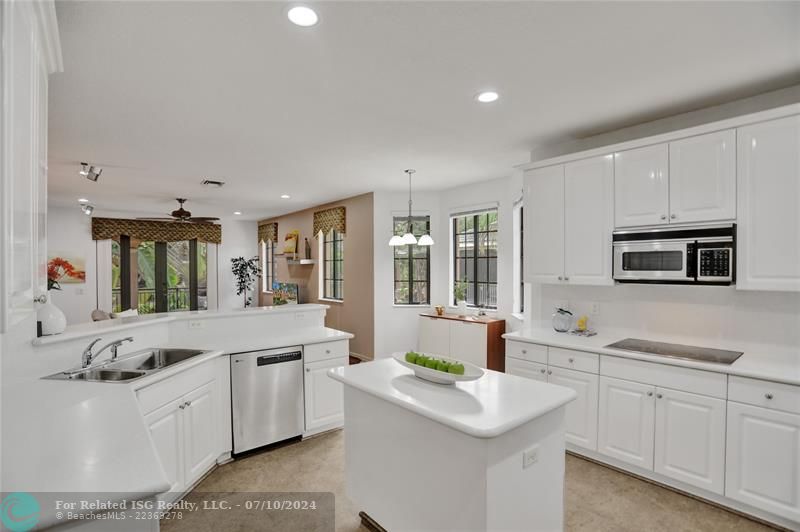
605;338;743;365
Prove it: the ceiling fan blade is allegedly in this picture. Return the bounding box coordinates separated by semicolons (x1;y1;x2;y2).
136;217;179;221
187;217;220;222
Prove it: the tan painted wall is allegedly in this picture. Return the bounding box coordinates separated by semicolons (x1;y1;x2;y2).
258;193;374;359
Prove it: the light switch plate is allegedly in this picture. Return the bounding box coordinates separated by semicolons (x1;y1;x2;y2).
523;445;539;469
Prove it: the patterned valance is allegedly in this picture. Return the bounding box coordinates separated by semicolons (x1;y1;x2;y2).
313;206;346;237
91;217;222;244
258;222;278;243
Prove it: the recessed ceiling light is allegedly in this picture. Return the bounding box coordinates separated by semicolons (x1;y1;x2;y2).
78;198;89;203
287;6;318;27
280;194;291;199
233;211;242;216
476;91;499;103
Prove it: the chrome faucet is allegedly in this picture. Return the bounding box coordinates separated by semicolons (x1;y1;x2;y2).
81;337;134;368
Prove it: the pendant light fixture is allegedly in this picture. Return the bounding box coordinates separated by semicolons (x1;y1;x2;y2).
389;169;434;247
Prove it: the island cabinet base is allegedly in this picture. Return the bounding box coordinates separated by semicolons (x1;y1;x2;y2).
343;387;568;531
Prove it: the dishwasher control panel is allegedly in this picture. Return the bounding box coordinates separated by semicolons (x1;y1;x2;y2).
257;351;302;366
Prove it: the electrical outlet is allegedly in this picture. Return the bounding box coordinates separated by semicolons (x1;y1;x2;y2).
523;445;539;469
590;302;600;316
188;320;204;329
295;312;306;321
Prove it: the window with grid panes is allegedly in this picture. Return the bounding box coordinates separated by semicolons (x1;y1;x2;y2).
323;229;344;300
452;209;498;309
393;216;430;305
261;239;275;293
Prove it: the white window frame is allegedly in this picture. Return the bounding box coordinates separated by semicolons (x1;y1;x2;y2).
512;200;525;318
318;229;344;301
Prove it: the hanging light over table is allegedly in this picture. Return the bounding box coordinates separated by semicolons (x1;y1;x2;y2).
389;169;434;247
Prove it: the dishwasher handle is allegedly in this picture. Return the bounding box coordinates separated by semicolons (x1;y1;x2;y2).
255;351;302;366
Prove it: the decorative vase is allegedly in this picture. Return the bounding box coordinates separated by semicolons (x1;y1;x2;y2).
457;300;468;317
37;292;67;335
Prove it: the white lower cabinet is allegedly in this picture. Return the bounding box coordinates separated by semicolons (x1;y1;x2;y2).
448;320;487;368
418;316;451;355
598;376;655;470
304;356;347;434
549;367;598;451
654;388;726;495
141;379;220;500
726;402;800;522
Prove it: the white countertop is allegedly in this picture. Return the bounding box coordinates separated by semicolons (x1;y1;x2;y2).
328;358;576;438
504;327;800;386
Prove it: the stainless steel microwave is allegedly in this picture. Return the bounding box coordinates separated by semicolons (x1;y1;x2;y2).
612;224;735;285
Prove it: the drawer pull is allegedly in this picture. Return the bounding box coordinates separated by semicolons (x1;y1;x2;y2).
326;349;331;354
521;349;527;354
647;391;653;397
547;370;552;375
656;393;663;399
765;393;774;400
568;357;574;363
306;368;310;373
539;368;546;374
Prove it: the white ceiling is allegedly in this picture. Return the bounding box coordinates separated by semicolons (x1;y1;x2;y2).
48;1;800;220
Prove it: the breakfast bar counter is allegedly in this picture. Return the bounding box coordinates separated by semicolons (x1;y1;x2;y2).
328;358;576;531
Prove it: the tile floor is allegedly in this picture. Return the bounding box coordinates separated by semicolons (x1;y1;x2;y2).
163;430;777;532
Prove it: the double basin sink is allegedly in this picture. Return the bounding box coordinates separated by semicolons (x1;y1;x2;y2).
45;348;210;383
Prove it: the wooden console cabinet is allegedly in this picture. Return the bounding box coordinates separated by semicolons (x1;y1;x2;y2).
418;314;506;371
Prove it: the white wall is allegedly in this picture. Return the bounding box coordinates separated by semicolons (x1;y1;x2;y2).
45;207;257;322
373;174;527;358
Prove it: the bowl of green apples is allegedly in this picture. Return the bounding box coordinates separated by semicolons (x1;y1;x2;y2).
393;351;484;385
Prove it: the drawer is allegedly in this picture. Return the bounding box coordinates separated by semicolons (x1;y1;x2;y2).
602;355;727;399
305;339;349;363
505;357;548;381
728;376;800;415
505;341;547;364
549;347;599;374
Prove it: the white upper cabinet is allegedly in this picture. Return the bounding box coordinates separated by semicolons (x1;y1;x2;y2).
614;144;670;228
525;156;613;285
564;155;614;285
669;130;736;224
525;165;565;284
736;115;800;292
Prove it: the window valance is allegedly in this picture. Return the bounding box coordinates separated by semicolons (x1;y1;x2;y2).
258;222;278;243
91;217;222;244
313;206;346;237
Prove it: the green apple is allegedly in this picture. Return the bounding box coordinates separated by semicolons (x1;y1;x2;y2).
448;363;465;375
425;358;439;369
415;355;428;366
436;360;451;373
405;352;418;364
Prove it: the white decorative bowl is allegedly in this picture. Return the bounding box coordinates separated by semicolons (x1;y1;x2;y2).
392;352;484;385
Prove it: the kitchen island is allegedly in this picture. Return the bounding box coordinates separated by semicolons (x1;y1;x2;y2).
329;358;576;531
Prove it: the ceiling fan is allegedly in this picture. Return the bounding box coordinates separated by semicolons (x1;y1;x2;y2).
137;198;220;223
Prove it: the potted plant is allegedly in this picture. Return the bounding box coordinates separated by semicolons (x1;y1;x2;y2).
231;256;262;308
454;279;469;317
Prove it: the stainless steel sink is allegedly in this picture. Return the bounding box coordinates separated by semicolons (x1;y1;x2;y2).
67;369;146;382
108;348;205;371
43;347;210;383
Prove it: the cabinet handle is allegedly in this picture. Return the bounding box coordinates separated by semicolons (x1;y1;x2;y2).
564;276;570;281
540;368;546;374
185;401;191;407
547;370;552;375
670;214;677;220
306;368;310;373
568;357;574;363
765;393;774;400
179;404;185;410
557;276;563;281
326;349;331;354
33;295;47;304
521;349;527;354
660;214;667;221
656;393;663;399
647;391;653;397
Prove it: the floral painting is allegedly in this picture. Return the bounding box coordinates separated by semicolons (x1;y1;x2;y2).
47;255;86;288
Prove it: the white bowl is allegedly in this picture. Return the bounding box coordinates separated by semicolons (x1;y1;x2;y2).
392;352;484;385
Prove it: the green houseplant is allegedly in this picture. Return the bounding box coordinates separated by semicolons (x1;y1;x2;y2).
454;279;469;316
231;256;262;308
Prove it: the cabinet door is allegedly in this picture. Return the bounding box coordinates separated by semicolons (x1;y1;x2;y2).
418;316;451;356
614;144;670;228
183;381;218;487
598;376;655;470
304;357;347;433
449;320;487;368
726;402;800;522
144;399;185;494
737;115;800;292
564;155;614;285
505;357;547;382
669;129;736;224
654;388;726;494
549;367;599;451
525;165;565;283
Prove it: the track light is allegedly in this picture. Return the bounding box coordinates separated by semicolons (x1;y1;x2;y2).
80;203;94;216
80;162;103;182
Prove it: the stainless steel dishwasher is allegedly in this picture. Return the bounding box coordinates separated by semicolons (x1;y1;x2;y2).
231;346;304;454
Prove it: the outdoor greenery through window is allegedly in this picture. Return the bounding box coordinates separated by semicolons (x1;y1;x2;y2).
323;229;344;300
261;239;275;292
112;238;207;313
518;205;524;313
393;216;430;305
452;209;498;309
